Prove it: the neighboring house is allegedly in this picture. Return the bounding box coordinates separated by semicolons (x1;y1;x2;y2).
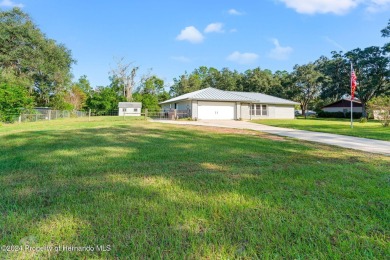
160;87;299;120
321;98;363;113
118;102;142;116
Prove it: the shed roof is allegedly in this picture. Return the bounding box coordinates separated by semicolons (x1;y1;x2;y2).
160;87;298;105
118;102;142;108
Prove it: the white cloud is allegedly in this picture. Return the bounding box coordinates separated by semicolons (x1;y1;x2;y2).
278;0;358;14
204;23;224;33
230;28;238;33
171;56;191;63
0;0;24;8
278;0;390;14
269;39;293;60
228;8;244;15
176;26;204;44
226;51;259;65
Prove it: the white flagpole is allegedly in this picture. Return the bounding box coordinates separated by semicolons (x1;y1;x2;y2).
350;62;353;129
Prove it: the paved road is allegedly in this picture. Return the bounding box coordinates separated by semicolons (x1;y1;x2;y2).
153;119;390;156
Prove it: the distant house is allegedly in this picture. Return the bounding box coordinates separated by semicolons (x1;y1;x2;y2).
322;98;363;113
118;102;142;116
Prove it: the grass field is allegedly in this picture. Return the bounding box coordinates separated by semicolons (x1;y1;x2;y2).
252;118;390;141
1;117;389;259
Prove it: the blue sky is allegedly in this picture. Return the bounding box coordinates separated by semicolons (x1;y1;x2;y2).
1;0;389;88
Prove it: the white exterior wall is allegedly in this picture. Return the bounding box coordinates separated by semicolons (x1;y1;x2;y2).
273;105;295;119
118;107;141;116
323;107;363;113
240;104;294;119
192;101;198;119
236;103;241;119
241;103;250;119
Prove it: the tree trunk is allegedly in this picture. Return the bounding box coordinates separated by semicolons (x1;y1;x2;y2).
301;104;306;118
362;102;368;119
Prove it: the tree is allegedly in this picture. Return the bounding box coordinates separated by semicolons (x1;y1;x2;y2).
316;52;349;101
241;68;276;93
368;96;390;127
0;83;34;122
87;86;125;112
345;46;390;118
0;8;75;106
381;19;390;38
110;58;138;101
291;63;324;118
133;75;168;110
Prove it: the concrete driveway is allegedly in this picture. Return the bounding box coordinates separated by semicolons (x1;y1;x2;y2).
153;119;390;156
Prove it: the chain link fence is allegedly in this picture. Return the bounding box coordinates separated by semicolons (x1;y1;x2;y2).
1;108;192;124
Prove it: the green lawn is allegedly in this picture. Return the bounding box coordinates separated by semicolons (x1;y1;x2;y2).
1;117;389;259
252;118;390;141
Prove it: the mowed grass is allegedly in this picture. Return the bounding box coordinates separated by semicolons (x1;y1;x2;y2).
252;118;390;141
0;117;389;259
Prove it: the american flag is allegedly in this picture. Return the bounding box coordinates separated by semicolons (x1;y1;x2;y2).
351;69;357;99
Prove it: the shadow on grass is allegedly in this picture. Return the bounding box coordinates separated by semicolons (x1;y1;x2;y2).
0;122;389;258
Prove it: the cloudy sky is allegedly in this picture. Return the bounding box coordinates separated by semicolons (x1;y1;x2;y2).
1;0;389;88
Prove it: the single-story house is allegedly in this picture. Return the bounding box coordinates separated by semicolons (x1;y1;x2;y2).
160;87;299;120
118;102;142;116
321;98;363;113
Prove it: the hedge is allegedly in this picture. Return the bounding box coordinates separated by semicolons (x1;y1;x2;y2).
318;111;363;119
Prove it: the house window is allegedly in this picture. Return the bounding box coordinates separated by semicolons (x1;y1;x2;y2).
134;108;138;112
123;108;126;112
262;105;268;115
250;104;268;116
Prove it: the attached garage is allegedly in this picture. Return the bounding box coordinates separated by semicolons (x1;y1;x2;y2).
160;87;298;120
198;101;235;120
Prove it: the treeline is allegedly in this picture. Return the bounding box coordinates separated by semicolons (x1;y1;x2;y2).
170;22;390;117
0;8;169;122
1;7;389;122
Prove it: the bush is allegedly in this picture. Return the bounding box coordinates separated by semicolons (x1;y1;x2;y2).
317;111;362;119
359;117;368;123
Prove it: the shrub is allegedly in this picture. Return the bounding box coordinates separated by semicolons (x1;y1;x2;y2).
317;111;362;119
359;117;367;123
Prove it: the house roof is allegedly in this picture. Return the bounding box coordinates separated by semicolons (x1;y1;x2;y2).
160;87;299;105
118;102;142;108
322;98;362;109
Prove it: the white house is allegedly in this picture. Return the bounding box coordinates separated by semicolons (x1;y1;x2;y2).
118;102;142;116
160;87;298;120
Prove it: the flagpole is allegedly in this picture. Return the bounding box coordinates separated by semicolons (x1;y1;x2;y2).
350;62;353;129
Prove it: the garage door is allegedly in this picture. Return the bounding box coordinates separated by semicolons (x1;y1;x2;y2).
198;101;235;119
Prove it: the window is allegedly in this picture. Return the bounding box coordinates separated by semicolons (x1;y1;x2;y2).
250;104;267;116
134;108;138;112
262;105;267;115
123;108;126;112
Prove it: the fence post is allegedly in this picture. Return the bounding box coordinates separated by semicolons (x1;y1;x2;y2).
88;109;91;122
35;114;38;122
48;110;51;120
174;109;177;120
18;115;21;123
145;109;148;120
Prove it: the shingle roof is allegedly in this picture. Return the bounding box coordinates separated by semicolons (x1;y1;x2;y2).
160;87;298;105
118;102;142;108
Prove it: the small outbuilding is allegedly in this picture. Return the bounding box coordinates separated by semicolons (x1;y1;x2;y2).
160;87;298;120
118;102;142;116
321;98;363;113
